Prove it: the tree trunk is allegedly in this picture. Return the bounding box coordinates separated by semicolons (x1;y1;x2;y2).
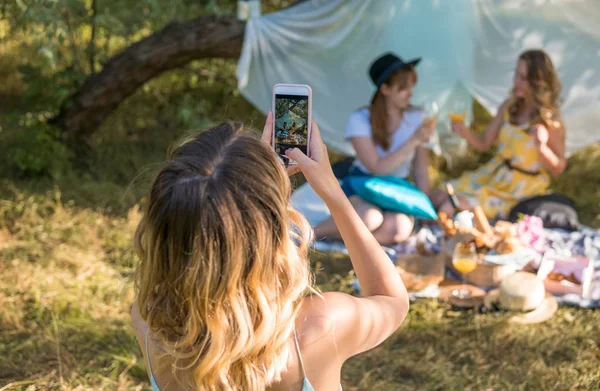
50;14;245;141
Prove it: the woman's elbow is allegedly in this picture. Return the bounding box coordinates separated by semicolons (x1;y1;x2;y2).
473;142;490;153
549;161;567;176
393;294;410;328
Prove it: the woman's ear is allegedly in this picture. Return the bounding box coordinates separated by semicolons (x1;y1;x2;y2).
379;83;392;97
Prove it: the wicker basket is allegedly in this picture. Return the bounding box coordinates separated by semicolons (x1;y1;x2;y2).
395;252;446;292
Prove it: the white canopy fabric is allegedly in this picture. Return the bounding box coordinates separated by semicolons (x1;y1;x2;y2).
237;0;600;156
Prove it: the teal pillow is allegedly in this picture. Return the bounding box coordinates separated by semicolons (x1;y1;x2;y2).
347;176;438;220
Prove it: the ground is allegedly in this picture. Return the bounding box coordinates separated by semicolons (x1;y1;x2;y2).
1;181;599;390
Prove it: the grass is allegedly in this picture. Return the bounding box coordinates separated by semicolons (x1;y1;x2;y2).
0;185;143;390
1;186;599;390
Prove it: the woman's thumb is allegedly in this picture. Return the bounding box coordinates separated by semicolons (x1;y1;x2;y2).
286;148;310;166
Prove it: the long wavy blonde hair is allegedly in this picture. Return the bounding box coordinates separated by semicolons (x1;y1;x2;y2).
370;67;418;151
134;122;314;390
509;49;563;129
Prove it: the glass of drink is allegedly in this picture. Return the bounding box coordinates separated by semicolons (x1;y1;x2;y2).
451;241;478;299
422;101;439;149
449;101;467;123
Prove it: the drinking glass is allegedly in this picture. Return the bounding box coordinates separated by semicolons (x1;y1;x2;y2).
451;241;478;299
449;100;467;123
422;101;439;149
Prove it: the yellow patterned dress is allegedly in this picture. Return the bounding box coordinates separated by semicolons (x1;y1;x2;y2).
449;116;551;220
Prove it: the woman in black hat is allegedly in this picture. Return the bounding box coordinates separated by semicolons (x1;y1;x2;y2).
314;53;435;245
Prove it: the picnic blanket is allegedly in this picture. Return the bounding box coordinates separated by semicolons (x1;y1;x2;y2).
293;183;600;308
313;225;600;308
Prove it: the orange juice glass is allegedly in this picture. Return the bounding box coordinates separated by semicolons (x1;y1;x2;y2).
449;113;466;122
453;258;477;274
452;242;478;299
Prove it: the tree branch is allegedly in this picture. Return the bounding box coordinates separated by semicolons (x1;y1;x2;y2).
50;14;245;141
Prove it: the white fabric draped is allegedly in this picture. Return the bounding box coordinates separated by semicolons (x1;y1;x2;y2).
238;0;600;155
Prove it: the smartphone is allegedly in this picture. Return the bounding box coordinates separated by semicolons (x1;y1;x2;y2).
272;84;312;165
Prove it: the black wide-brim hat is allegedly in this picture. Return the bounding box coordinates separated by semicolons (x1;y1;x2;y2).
369;52;421;102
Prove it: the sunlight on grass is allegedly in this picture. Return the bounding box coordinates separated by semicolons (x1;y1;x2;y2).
1;192;599;390
0;186;147;390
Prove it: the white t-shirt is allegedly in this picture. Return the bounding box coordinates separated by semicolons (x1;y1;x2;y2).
345;107;424;178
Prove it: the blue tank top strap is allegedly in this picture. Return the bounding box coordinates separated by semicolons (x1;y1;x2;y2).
145;328;162;391
294;327;343;391
294;327;314;391
293;328;308;378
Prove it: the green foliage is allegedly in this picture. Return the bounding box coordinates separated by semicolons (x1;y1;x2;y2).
3;121;72;179
0;0;297;181
83;59;258;186
1;0;298;71
19;64;83;112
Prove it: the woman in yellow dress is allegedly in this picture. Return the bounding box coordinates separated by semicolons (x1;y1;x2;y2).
432;50;567;220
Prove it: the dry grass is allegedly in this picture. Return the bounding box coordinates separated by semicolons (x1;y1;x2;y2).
1;181;599;391
0;184;145;390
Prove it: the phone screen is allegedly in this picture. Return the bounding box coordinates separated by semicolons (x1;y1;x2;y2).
274;94;309;162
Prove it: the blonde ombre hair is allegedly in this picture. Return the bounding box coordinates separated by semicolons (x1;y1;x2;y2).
134;122;314;390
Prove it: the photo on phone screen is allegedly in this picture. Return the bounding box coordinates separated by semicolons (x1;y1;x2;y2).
274;94;309;163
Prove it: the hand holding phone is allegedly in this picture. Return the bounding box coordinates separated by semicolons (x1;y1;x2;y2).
261;110;300;176
272;84;312;165
286;121;342;202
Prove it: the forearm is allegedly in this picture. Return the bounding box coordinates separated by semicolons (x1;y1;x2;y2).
413;150;430;194
537;144;566;176
323;189;408;299
414;172;430;195
462;129;489;152
368;137;421;175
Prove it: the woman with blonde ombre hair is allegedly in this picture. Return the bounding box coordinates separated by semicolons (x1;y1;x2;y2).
130;113;410;390
431;49;567;219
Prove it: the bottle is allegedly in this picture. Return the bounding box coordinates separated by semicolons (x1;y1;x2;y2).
444;183;473;229
443;183;491;253
445;183;461;212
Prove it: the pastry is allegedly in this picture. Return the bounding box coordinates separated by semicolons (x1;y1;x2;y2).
437;212;456;237
494;237;521;254
494;221;517;239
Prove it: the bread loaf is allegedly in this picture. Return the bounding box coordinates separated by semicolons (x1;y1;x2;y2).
494;237;522;254
473;205;493;237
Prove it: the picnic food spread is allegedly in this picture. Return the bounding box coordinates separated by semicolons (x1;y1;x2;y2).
437;211;522;256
